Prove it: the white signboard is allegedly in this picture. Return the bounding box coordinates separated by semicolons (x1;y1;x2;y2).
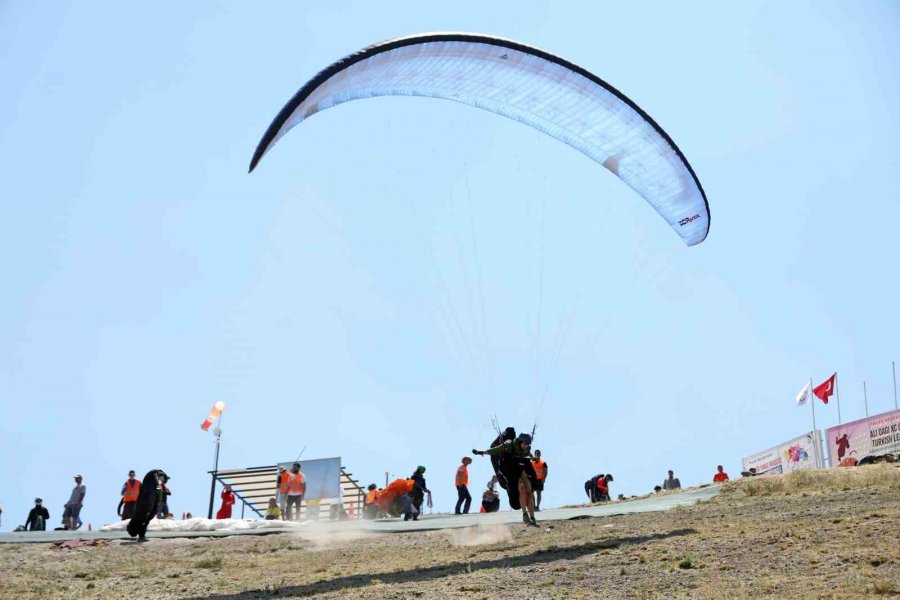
742;431;823;475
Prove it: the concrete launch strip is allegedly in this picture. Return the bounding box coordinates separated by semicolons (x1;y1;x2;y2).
0;485;720;544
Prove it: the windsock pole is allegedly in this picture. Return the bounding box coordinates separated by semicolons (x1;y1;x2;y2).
201;401;226;518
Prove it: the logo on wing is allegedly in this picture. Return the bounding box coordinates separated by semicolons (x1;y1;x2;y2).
678;214;701;227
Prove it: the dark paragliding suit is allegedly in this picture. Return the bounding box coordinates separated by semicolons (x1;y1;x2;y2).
127;469;169;541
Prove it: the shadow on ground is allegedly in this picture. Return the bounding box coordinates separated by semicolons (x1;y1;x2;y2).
193;528;697;599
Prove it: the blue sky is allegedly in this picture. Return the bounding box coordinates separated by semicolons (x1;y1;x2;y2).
1;1;898;528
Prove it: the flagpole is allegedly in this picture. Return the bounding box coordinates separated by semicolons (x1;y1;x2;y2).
863;381;869;417
893;361;897;410
836;373;842;425
809;377;820;467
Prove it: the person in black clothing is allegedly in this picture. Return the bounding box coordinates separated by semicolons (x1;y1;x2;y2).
409;466;430;521
474;431;538;526
25;498;49;531
127;469;169;542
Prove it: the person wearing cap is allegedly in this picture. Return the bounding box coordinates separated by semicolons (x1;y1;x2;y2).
25;498;50;531
454;457;473;515
276;466;290;520
64;475;86;530
473;432;538;526
120;470;141;520
409;466;430;521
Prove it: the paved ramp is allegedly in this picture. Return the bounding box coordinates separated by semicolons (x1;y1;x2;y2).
0;486;720;544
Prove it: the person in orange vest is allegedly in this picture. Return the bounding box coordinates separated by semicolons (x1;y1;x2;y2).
120;470;141;520
712;465;729;483
454;457;473;514
285;463;306;521
531;450;548;511
216;485;235;519
377;478;417;520
363;484;381;519
276;467;290;520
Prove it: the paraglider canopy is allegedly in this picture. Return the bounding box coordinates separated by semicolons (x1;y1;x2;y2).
250;32;709;245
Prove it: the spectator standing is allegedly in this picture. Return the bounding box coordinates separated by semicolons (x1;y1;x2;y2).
63;475;86;530
216;485;236;519
121;470;141;520
276;467;289;519
713;465;730;483
531;450;548;511
285;463;306;521
662;470;681;491
25;498;49;531
410;466;430;520
454;457;473;515
157;479;172;519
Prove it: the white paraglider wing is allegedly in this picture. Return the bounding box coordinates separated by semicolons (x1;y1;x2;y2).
250;33;709;246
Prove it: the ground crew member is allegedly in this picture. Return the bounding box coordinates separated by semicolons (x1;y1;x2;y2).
531;450;548;511
377;478;417;520
364;484;381;519
285;463;306;521
120;470;141;520
455;457;473;514
276;467;290;519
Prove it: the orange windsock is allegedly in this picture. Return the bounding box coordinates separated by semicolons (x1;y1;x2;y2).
201;401;227;431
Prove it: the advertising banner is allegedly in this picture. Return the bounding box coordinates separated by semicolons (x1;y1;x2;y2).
826;409;900;467
742;431;822;475
277;457;342;500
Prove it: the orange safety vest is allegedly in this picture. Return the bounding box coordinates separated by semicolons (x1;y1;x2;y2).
455;464;468;487
287;472;306;495
365;489;380;505
532;459;547;481
123;479;140;503
278;470;290;494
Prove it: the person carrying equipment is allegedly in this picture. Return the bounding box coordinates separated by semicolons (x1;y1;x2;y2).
409;466;430;520
376;478;417;520
473;431;538;526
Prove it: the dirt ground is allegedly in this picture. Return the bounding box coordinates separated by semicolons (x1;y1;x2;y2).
1;464;898;599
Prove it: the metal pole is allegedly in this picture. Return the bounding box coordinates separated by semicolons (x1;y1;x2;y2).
809;378;820;467
836;374;842;425
385;471;388;488
893;361;897;410
863;381;869;417
207;427;221;518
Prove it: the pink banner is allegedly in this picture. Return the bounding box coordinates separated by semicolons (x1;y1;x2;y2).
826;409;900;467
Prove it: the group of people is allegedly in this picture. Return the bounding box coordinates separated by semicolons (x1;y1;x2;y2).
18;475;86;532
118;470;172;521
359;428;550;527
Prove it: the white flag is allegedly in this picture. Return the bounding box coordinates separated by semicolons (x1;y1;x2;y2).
795;381;812;407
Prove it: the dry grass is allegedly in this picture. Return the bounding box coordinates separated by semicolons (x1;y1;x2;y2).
1;464;898;599
723;462;900;497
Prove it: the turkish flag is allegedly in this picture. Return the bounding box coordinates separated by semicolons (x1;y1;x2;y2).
813;373;836;404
